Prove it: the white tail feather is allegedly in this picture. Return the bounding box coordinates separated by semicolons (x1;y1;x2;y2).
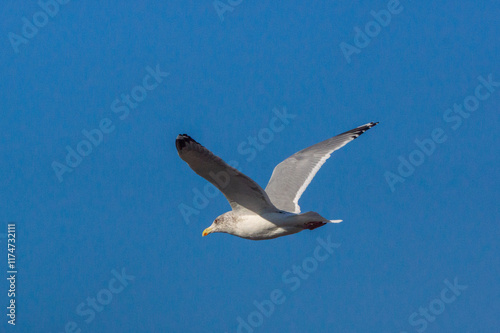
329;219;343;223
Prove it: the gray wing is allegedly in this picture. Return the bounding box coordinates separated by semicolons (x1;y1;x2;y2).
264;122;379;213
176;134;276;214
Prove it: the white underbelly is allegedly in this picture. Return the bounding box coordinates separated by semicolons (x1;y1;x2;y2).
233;214;302;240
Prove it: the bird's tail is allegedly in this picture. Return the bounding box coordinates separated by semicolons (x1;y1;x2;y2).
329;219;343;223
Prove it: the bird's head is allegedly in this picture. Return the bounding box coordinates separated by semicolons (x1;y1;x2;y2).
202;212;233;237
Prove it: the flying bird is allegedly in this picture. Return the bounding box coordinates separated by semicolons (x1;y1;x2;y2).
176;122;378;240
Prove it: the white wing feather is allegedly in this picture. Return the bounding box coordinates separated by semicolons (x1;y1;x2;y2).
265;122;378;213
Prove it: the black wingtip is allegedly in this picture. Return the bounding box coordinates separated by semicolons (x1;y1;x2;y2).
176;134;192;151
346;121;379;139
176;134;201;152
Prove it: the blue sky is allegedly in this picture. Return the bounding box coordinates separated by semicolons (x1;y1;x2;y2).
0;1;499;332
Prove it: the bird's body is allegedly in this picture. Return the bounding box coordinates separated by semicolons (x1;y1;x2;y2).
214;210;335;240
218;211;297;240
175;121;378;241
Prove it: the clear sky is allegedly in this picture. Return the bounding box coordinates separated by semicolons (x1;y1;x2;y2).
0;1;499;332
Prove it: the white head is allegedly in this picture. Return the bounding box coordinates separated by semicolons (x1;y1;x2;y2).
202;212;235;237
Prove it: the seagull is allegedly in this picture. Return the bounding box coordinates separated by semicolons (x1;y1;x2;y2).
176;122;378;240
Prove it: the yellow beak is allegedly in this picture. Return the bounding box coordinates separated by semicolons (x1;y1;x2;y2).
202;227;213;237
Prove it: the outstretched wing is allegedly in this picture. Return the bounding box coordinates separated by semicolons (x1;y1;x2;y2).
264;122;379;213
176;134;276;214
